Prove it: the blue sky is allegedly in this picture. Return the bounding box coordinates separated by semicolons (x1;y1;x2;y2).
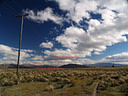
0;0;128;66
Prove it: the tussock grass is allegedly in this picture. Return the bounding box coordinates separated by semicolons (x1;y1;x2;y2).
0;67;128;96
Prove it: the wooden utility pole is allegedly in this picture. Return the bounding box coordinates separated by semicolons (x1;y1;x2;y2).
16;14;29;84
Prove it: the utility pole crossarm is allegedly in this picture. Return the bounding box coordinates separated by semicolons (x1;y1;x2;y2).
16;14;29;18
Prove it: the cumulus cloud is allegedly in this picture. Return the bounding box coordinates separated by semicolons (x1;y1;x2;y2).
1;45;128;65
101;52;128;64
56;26;85;49
42;49;73;61
22;58;73;66
72;58;96;65
23;52;128;66
42;57;96;66
21;0;128;65
0;44;34;64
42;0;128;60
44;59;72;66
40;41;53;49
55;0;98;23
32;55;43;60
24;7;63;24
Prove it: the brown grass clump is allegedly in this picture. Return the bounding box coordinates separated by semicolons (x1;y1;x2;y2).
44;85;54;92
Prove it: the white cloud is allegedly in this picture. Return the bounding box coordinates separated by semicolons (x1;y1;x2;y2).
21;49;34;53
42;0;128;60
32;55;43;60
24;7;63;24
56;26;86;49
40;41;53;49
55;0;98;23
100;52;128;64
98;0;128;13
20;0;128;65
1;44;128;65
24;60;43;65
99;9;117;25
23;59;72;66
0;44;34;64
43;49;73;61
45;59;72;66
72;58;96;65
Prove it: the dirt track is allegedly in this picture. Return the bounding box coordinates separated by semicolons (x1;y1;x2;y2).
92;80;100;96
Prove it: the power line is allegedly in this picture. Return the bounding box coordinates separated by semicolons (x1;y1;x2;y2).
0;0;23;16
0;4;16;15
3;1;18;13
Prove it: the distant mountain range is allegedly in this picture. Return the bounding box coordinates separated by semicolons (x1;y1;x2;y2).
0;63;127;69
60;64;88;68
0;64;56;69
88;63;126;67
0;64;35;68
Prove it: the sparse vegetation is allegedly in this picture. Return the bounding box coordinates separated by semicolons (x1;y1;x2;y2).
0;67;128;96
